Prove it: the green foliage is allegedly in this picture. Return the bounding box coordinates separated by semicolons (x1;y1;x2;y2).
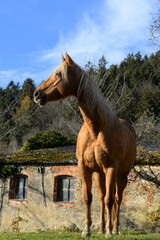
19;78;36;100
136;146;160;165
0;81;20;143
0;79;36;144
12;79;37;144
0;165;21;179
13;95;37;144
20;130;75;151
147;204;160;224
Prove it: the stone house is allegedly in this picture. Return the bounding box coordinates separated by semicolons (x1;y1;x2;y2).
0;146;159;232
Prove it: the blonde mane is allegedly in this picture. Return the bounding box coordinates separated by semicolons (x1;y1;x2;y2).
74;64;117;126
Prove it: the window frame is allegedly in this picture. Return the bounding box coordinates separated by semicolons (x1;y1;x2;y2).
55;175;75;203
9;174;28;200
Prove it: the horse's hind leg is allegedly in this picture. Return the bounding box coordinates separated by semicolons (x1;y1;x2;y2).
112;174;128;235
94;172;106;234
79;164;93;237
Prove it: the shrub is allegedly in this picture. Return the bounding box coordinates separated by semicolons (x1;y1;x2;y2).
20;130;75;151
135;112;160;145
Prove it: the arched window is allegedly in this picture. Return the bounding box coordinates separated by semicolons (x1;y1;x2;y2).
9;174;28;200
55;175;75;202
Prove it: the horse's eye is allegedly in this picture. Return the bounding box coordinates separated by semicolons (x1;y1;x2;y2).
56;72;61;77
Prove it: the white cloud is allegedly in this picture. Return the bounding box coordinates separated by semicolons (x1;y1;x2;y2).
0;68;51;88
40;0;156;67
0;0;157;89
0;70;20;87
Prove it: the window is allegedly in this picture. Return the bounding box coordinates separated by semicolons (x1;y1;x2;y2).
9;175;28;200
56;176;75;202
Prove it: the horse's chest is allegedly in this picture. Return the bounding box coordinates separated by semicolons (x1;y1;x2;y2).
94;146;110;167
83;146;109;170
83;147;97;169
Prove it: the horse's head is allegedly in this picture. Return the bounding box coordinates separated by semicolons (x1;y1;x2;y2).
34;52;78;106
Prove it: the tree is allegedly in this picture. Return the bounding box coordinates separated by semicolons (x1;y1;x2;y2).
0;79;36;145
96;55;107;82
85;60;96;79
150;1;160;47
3;81;20;106
19;78;36;100
13;96;37;143
0;81;20;143
11;79;37;144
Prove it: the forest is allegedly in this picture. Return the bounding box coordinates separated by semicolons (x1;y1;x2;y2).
0;50;160;153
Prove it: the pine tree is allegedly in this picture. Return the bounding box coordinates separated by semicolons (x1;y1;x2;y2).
19;78;36;100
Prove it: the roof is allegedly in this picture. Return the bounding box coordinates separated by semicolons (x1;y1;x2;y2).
0;145;77;166
0;145;159;166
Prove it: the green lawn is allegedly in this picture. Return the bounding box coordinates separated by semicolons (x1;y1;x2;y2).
0;232;159;240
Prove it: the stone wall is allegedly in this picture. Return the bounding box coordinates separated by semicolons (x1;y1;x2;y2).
0;164;159;232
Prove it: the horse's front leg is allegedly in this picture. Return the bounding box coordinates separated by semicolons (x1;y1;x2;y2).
104;167;116;238
79;164;92;237
94;172;106;234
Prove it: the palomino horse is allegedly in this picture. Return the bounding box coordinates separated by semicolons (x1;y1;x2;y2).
34;52;136;238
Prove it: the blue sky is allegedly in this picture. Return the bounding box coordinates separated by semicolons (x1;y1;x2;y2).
0;0;158;89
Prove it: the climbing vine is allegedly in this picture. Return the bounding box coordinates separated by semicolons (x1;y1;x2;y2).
0;165;22;180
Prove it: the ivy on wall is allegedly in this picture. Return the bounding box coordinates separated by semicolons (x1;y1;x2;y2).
0;165;22;180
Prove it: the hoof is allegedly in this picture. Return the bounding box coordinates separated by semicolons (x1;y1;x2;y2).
112;230;120;235
98;230;105;234
81;232;91;237
105;232;112;238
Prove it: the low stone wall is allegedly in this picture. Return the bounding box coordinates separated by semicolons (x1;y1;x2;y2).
0;164;159;232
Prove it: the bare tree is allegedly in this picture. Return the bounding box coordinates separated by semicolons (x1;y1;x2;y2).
150;1;160;47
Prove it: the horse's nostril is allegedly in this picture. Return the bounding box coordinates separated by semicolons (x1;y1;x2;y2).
34;91;40;98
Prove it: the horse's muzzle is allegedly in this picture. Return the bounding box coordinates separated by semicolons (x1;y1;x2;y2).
33;90;46;106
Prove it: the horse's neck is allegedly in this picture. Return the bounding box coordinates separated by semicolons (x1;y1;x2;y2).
76;69;117;136
79;102;100;137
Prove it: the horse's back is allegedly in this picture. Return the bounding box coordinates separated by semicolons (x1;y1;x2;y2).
118;118;136;139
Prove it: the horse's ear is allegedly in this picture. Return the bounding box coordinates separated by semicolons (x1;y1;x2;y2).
62;55;66;62
65;52;74;65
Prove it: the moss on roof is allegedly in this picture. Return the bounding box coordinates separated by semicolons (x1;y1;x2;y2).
0;146;77;166
135;146;160;165
0;145;159;166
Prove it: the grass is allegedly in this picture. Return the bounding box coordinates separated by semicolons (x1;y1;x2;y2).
0;231;159;240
